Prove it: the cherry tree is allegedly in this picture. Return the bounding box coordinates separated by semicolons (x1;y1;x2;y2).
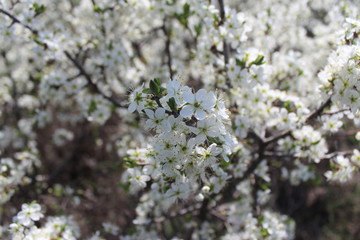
0;0;359;239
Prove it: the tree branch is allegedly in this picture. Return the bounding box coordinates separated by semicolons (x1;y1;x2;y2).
305;96;332;124
219;96;333;205
64;50;126;108
0;8;38;35
217;0;232;89
162;21;174;79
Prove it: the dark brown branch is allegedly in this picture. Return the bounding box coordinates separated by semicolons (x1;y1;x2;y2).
323;108;350;115
219;96;333;205
217;0;229;67
0;8;38;35
217;0;232;88
264;96;333;144
162;22;174;79
305;97;332;124
264;129;292;145
64;50;126;108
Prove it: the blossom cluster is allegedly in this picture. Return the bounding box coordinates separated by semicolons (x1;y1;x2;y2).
124;79;236;202
8;202;80;240
0;0;359;239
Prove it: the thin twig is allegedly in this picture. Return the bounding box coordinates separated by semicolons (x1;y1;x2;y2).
64;50;126;108
162;21;174;79
0;8;38;35
305;97;332;124
217;0;232;88
220;96;334;205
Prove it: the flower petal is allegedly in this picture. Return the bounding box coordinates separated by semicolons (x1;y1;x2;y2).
195;109;207;120
195;89;207;101
155;108;166;118
180;105;194;118
144;109;155;119
202;92;216;109
182;89;195;104
128;102;137;113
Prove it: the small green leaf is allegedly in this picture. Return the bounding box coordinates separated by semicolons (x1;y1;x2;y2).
236;58;246;68
93;5;105;13
150;80;160;97
167;97;177;112
88;100;97;114
195;23;202;36
260;228;270;237
33;38;47;48
183;3;190;16
159;87;167;95
142;88;152;94
250;55;265;66
123;157;137;168
153;78;161;86
311;140;321;145
212;13;219;24
258;215;265;224
260;183;270;190
33;3;46;15
118;182;130;193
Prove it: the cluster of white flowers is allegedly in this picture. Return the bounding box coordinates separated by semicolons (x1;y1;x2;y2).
124;79;236;203
9;202;81;240
325;150;360;182
0;0;359;239
52;128;74;146
0;148;39;205
319;18;360;113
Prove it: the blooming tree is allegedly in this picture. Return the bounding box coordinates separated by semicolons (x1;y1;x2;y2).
0;0;359;239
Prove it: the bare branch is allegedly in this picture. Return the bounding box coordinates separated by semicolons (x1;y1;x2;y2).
64;50;126;108
162;20;174;79
217;0;232;88
305;97;332;124
0;8;38;35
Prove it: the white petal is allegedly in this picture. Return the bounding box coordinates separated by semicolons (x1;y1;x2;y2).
208;128;219;137
144;109;154;119
128;102;137;113
195;89;207;101
202;92;216;109
194;134;206;145
195;109;207;120
155;107;166;118
182;89;195;104
161;120;171;132
180;105;194;118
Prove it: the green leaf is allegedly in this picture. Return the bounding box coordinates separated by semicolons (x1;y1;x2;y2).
153;78;161;86
212;13;219;24
159;87;167;95
183;3;190;16
88;100;97;114
118;182;130;193
33;37;47;48
177;15;187;25
250;55;265;66
93;5;105;13
311;140;321;145
142;88;152;94
33;3;46;15
176;3;193;26
149;80;160;97
260;228;270;237
235;58;246;68
123;157;137;168
195;23;202;36
258;215;265;224
167;97;177;112
260;183;270;190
